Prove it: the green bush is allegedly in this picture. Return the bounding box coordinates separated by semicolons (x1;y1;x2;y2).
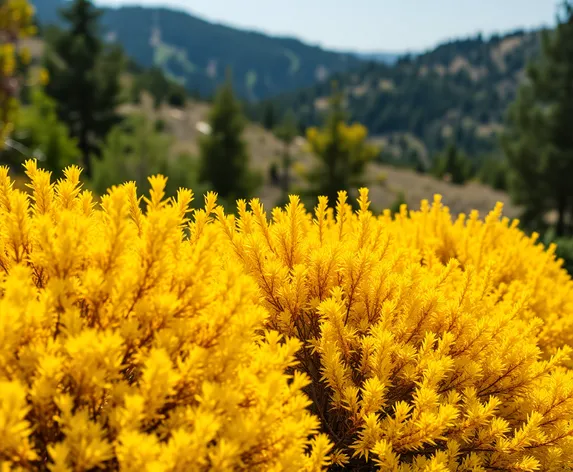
431;143;472;184
544;229;573;275
477;155;509;191
3;87;80;174
91;113;201;199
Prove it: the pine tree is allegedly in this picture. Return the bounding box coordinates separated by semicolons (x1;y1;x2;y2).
262;101;276;131
199;75;258;204
503;2;573;236
274;109;298;199
44;0;123;178
432;142;471;185
131;66;187;110
478;154;509;191
305;90;378;204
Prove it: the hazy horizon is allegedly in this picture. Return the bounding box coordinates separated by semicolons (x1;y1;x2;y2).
95;0;559;53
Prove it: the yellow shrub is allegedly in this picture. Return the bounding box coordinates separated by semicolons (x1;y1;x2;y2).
4;162;573;472
217;189;573;471
388;195;573;356
0;161;330;471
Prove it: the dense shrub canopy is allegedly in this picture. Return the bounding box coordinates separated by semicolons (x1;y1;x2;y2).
2;163;573;471
217;190;573;471
0;161;330;471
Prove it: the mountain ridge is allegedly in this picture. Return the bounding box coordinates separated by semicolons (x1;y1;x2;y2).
31;0;364;100
251;28;544;161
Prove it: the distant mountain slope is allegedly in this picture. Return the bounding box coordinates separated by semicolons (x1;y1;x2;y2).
31;0;364;100
352;51;406;65
118;94;520;219
253;30;543;160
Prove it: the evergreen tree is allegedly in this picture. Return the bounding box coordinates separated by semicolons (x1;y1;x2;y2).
411;149;427;174
262;101;276;130
305;90;379;205
502;2;573;235
274;109;298;199
44;0;123;178
199;75;258;204
432;142;471;185
130;66;187;109
477;154;509;191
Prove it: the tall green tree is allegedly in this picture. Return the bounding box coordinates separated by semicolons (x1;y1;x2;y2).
130;66;187;109
477;153;509;191
44;0;123;178
199;75;258;204
431;142;472;185
503;2;573;235
274;109;298;200
262;101;276;131
305;90;378;205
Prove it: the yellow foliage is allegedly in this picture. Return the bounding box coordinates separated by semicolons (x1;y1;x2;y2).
0;162;330;471
217;189;573;471
304;95;380;203
3;162;573;471
305;121;379;172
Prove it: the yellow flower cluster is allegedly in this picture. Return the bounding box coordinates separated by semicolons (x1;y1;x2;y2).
0;0;36;143
217;190;573;471
0;161;330;471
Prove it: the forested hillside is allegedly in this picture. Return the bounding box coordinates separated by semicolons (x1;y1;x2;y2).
251;30;543;160
31;0;363;99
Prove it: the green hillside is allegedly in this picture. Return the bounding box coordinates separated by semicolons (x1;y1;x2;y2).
31;0;363;100
251;30;543;160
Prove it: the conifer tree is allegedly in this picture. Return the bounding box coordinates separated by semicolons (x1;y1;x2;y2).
199;74;258;204
432;142;471;185
503;1;573;235
262;101;276;130
305;90;378;204
44;0;123;178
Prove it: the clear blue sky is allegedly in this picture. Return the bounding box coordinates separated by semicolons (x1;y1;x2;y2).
97;0;559;52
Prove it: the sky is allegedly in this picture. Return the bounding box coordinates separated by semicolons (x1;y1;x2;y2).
96;0;559;53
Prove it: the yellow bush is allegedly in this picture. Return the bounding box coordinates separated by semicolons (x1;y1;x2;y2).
0;161;330;471
217;190;573;471
3;162;573;471
388;195;573;357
